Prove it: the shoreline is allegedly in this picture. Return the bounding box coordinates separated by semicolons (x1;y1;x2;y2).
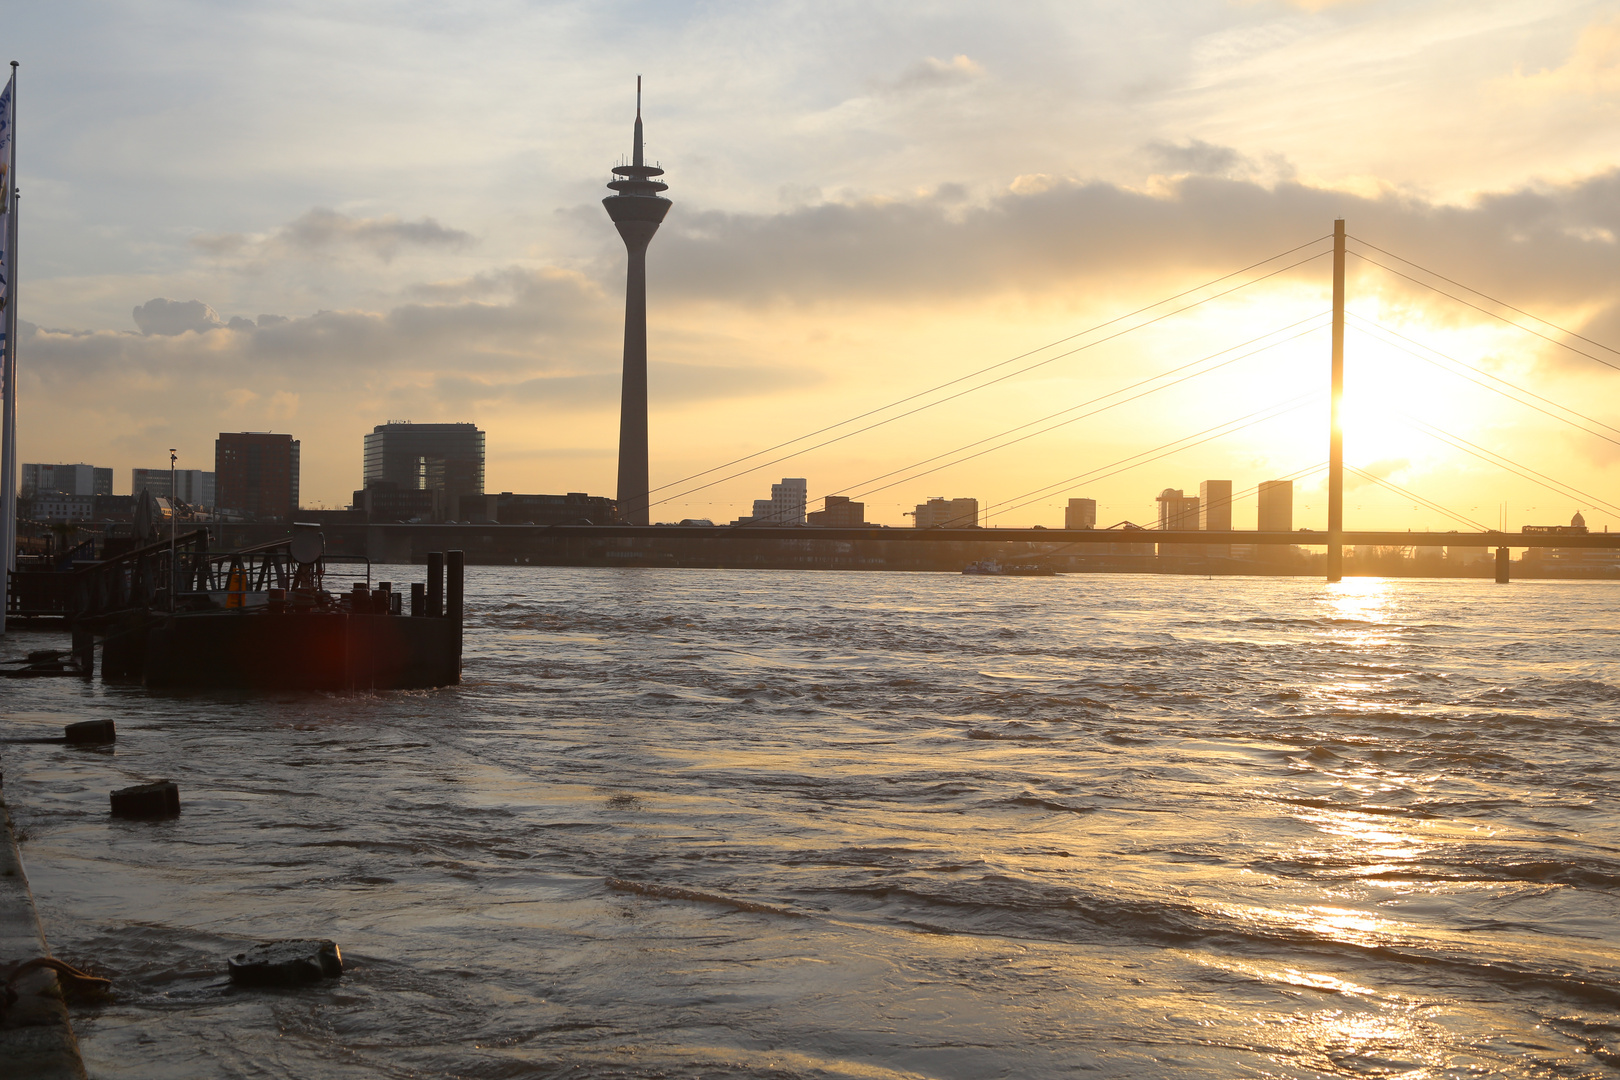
0;783;88;1079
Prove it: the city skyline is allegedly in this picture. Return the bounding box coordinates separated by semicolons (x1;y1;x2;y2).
3;3;1617;531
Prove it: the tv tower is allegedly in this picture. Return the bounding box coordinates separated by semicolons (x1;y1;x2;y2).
603;76;671;526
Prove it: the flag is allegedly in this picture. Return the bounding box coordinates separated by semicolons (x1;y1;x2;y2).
0;72;12;363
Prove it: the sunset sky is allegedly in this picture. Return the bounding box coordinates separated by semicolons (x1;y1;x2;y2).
8;0;1619;529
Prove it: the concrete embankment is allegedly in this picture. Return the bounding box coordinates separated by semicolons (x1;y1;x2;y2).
0;788;88;1079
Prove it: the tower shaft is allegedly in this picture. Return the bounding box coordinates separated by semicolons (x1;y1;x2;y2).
616;233;651;525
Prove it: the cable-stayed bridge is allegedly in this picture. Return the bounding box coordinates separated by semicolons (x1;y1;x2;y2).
583;217;1618;582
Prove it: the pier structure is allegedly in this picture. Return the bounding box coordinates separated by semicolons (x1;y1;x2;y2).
602;77;672;526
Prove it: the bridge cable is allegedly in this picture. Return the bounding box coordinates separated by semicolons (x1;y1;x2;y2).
1345;248;1620;374
830;316;1331;506
1345;315;1620;443
1397;414;1620;518
979;393;1321;524
1343;464;1492;532
1347;236;1620;359
646;239;1334;509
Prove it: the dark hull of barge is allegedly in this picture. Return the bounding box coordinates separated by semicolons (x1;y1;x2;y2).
104;609;460;691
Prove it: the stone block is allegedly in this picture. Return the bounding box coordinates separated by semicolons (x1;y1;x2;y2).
64;720;116;746
227;939;343;986
109;781;179;819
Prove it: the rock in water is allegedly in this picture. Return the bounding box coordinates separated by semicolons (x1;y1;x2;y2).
109;781;179;818
66;719;116;745
228;940;343;986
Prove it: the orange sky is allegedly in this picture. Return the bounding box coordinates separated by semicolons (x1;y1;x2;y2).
9;1;1620;530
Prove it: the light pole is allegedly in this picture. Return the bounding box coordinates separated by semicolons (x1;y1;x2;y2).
169;448;177;611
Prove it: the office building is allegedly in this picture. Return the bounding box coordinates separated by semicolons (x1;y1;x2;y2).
1199;480;1233;558
1156;488;1201;530
363;422;486;518
132;467;216;508
352;480;439;523
1156;487;1201;558
736;478;808;525
216;432;300;520
602;78;673;525
1257;480;1293;532
1065;498;1097;530
913;497;979;528
1198;481;1232;532
27;492;95;521
21;463;112;498
807;495;866;527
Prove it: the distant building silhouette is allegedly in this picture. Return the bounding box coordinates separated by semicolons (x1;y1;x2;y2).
363;422;485;519
735;478;808;525
216;432;300;520
1522;510;1620;574
1156;487;1201;557
808;495;866;527
913;497;979;528
1156;488;1200;530
21;463;111;497
132;467;215;508
460;492;618;526
1065;498;1096;530
1199;480;1233;558
1257;480;1293;532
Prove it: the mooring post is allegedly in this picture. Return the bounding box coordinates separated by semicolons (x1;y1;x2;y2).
426;551;444;619
1496;546;1510;584
410;581;425;617
1327;218;1346;583
445;550;464;678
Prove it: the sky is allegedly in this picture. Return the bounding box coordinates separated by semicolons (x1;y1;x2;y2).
7;0;1620;530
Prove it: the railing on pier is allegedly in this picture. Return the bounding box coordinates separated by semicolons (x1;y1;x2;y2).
68;530;364;623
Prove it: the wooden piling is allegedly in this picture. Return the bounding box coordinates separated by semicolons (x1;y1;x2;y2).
446;550;464;677
426;552;444;618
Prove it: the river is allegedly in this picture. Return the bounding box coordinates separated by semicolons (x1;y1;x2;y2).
3;568;1618;1078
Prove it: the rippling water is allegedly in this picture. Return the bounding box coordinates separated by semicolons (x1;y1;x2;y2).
4;569;1620;1078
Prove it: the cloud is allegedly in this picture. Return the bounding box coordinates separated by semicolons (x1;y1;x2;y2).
1504;17;1620;100
646;164;1620;328
884;55;986;94
131;298;222;335
193;208;476;265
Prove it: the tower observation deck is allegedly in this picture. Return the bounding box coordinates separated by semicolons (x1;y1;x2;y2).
602;76;672;526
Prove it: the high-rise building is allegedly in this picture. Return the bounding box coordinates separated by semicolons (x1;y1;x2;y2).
1065;498;1097;530
737;478;808;524
1156;487;1202;558
1199;479;1233;558
1156;488;1201;530
216;432;300;520
21;463;112;497
1199;480;1233;532
603;78;672;526
132;468;215;508
913;497;979;528
362;422;486;519
1257;480;1293;532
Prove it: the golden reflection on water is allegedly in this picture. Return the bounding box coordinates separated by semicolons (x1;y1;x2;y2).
1321;576;1400;642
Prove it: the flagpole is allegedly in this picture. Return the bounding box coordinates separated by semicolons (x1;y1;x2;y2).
0;62;16;635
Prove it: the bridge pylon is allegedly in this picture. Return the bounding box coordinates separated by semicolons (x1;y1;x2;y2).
1327;219;1345;582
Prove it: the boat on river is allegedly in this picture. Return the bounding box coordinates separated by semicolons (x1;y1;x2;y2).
962;559;1059;577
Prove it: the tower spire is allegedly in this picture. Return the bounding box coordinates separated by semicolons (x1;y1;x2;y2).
633;75;644;167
